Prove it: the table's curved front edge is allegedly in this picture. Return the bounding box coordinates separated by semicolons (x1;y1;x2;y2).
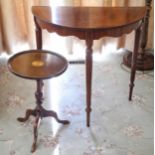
92;21;142;39
35;17;86;39
35;17;143;40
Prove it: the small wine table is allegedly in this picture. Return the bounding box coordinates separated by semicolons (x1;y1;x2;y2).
8;50;70;152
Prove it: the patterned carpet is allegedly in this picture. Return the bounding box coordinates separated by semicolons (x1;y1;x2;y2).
0;51;153;155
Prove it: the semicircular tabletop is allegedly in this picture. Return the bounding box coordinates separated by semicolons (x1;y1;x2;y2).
32;6;146;30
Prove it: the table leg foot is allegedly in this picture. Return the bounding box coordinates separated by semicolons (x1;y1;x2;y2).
17;109;36;122
31;142;37;153
41;108;70;125
129;83;134;101
86;114;90;127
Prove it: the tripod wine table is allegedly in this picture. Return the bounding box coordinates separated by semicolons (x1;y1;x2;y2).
8;50;70;152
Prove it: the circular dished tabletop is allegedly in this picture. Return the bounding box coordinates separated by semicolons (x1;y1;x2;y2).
8;50;68;80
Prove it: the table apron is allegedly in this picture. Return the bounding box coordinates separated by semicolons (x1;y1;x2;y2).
37;19;142;40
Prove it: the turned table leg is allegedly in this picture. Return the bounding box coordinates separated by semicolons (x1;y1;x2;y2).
85;33;93;127
34;17;42;49
129;26;141;100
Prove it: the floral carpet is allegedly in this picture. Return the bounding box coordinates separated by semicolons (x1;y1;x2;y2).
0;51;153;155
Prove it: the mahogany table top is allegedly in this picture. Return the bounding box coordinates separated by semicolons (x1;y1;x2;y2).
32;6;146;30
8;50;68;80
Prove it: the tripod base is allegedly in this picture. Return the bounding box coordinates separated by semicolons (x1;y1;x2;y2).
123;49;154;71
18;106;70;152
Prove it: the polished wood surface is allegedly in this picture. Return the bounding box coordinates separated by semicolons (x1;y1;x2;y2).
32;6;146;127
8;50;68;79
32;6;146;29
32;6;146;40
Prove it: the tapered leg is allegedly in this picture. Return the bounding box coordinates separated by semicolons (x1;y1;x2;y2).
34;17;42;49
129;27;141;100
85;33;93;127
31;113;40;153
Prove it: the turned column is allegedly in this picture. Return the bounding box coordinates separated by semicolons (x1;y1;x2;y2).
34;17;42;49
137;0;154;70
123;0;154;71
85;32;93;127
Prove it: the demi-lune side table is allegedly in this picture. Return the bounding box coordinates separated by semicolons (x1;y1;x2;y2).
32;6;146;127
